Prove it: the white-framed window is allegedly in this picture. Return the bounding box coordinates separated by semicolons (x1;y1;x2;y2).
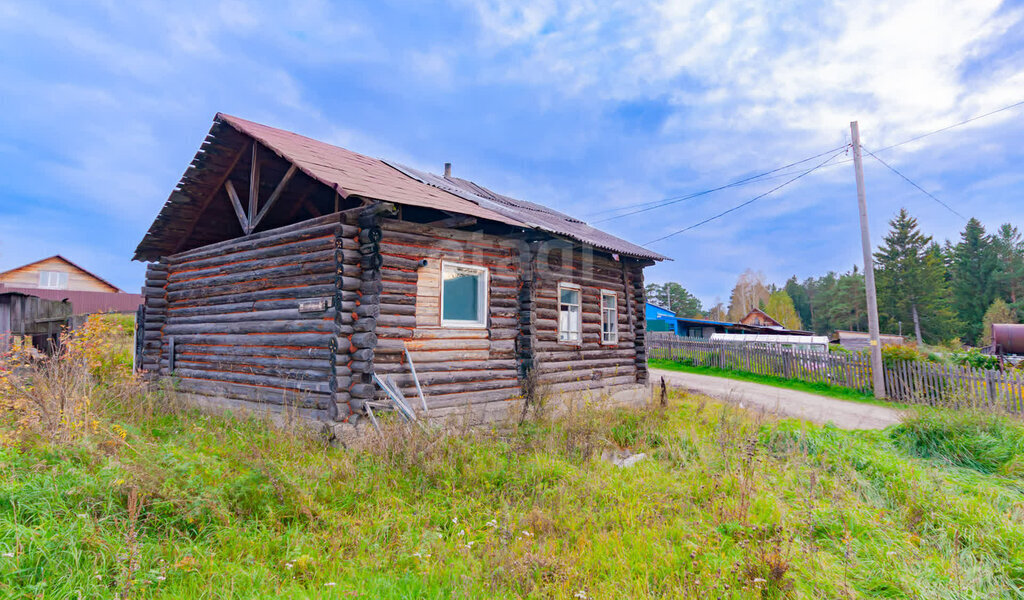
38;271;68;290
558;282;582;343
440;261;488;328
600;290;618;344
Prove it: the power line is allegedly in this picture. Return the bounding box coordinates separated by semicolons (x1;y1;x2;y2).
861;146;967;220
644;147;849;245
590;145;849;223
874;98;1024;154
598;98;1024;239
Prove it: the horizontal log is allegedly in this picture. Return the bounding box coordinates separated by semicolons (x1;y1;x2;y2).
350;383;375;399
387;369;517;387
376;327;413;341
542;375;637;393
377;314;417;328
170;213;356;263
166;294;339;316
163;320;337;336
167;284;337;308
169;248;338;282
380;228;514;253
167;273;337;303
535;357;636;372
378;242;514;266
173;377;331;410
534;348;637;361
404;338;491;352
373;358;517;373
397;377;518;396
164;333;334;346
174;354;331;371
173;369;332;394
172;236;337;275
173;360;330;380
421;387;522;410
379;294;416;306
539;367;637;385
167;307;335;325
174;344;333;360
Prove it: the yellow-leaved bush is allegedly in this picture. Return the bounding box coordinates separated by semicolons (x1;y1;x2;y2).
0;313;139;444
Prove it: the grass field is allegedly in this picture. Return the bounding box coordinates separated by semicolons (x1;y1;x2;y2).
648;358;908;408
4;393;1024;597
2;321;1024;598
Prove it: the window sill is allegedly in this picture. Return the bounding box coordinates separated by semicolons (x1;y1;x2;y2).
441;322;488;329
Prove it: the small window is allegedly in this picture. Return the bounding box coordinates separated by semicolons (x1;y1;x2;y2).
38;271;68;290
600;290;617;344
558;283;581;343
441;262;488;327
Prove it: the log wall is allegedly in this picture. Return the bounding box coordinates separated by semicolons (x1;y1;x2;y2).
146;212;360;420
531;247;644;394
373;219;523;409
138;209;652;422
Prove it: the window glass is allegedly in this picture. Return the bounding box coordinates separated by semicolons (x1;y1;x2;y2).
441;263;487;326
601;291;617;344
558;285;581;342
38;271;68;290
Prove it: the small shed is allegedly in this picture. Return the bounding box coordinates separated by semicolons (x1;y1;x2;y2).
0;292;73;353
134;114;666;423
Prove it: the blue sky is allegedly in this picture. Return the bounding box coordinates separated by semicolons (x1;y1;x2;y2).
1;1;1023;308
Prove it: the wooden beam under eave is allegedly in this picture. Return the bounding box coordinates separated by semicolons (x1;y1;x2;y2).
246;142;259;234
249;163;298;232
225;180;249;233
170;141;247;254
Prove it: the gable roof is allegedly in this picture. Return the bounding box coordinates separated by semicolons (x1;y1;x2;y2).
740;308;783;327
134;114;666;262
0;255;122;292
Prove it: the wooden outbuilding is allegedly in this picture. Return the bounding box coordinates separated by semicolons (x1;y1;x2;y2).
134;114;666;423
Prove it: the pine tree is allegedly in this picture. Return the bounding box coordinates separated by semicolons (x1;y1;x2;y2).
764;290;803;331
784;276;813;330
873;208;958;345
951;218;999;344
993;223;1024;308
644;282;703;317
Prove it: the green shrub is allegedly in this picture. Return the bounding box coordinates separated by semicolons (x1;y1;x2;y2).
881;344;924;366
889;409;1024;475
948;348;1000;371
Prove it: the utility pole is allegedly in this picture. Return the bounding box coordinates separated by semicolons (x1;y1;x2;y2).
850;121;885;399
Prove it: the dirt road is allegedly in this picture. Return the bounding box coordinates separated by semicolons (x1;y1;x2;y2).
650;368;901;430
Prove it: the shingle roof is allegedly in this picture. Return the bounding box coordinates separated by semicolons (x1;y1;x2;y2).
135;114;666;262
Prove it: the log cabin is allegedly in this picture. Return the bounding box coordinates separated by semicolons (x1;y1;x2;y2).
134;114;666;424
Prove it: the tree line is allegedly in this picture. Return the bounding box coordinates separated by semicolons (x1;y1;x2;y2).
646;209;1024;346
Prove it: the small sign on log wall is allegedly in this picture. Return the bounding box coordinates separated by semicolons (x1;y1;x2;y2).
299;298;328;313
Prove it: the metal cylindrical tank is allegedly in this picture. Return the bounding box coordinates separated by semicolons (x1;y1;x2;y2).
992;323;1024;354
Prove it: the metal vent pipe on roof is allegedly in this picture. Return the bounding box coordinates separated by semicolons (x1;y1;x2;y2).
444;162;451;178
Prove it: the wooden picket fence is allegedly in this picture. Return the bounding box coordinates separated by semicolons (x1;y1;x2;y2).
648;333;1024;412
